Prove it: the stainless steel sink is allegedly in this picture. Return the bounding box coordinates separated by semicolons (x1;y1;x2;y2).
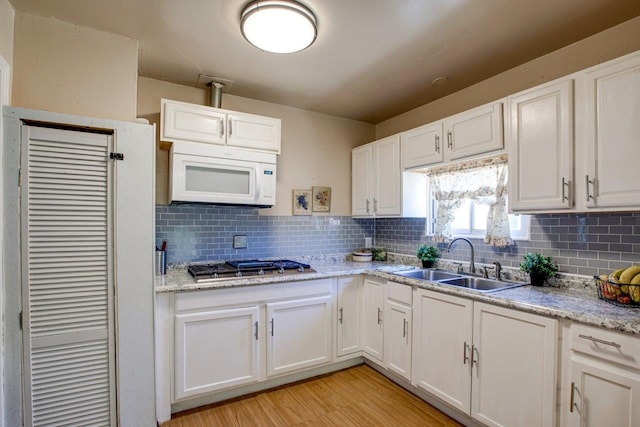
394;269;462;281
439;276;525;293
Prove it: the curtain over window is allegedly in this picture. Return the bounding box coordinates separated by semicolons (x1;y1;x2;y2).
429;155;513;247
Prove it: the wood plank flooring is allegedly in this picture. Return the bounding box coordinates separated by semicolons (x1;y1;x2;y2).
162;365;462;426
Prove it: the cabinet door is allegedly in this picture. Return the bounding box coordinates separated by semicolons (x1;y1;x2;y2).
508;80;574;211
445;102;503;161
384;300;412;380
266;295;332;377
372;135;401;216
583;52;640;208
401;122;444;169
161;99;226;145
227;112;281;153
471;303;557;427
361;278;384;362
412;290;473;414
569;358;640;427
174;305;260;399
336;276;361;357
352;144;373;216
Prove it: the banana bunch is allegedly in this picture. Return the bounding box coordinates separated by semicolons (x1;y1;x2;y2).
601;266;640;304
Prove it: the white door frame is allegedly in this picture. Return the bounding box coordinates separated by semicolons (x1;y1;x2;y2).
0;52;11;426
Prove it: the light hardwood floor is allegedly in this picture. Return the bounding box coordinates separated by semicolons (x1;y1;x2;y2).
163;364;462;426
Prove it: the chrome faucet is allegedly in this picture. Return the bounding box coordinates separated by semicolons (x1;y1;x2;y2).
446;237;476;275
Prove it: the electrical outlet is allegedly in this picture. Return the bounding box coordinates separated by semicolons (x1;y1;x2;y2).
233;235;247;249
365;237;372;248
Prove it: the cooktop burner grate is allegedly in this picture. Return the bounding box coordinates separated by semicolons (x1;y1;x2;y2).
187;259;314;282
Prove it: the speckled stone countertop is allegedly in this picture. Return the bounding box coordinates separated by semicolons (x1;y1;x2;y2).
155;259;640;336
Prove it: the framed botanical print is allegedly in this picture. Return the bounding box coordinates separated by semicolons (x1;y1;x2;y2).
292;189;312;215
312;186;331;212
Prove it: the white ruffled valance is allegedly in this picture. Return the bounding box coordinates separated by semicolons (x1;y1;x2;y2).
429;156;513;247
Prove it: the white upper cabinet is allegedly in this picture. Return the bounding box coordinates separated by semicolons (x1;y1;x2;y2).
400;102;504;170
444;102;504;161
508;79;574;211
582;52;640;209
401;122;444;169
506;50;640;213
161;98;281;153
352;135;401;217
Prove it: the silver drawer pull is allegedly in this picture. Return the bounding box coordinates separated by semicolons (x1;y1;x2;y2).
578;334;621;349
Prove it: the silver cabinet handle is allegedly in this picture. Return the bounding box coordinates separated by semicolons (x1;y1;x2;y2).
578;334;621;348
403;319;408;338
377;308;382;325
463;341;470;365
270;318;274;337
471;345;479;367
570;382;576;413
254;321;259;340
228;118;233;136
585;175;594;201
366;199;370;214
562;177;570;202
373;198;378;213
435;135;440;153
447;130;453;149
339;307;343;324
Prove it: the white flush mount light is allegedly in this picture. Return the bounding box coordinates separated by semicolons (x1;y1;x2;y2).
241;0;317;53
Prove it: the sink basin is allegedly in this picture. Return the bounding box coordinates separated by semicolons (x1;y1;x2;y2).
439;276;525;293
393;269;462;281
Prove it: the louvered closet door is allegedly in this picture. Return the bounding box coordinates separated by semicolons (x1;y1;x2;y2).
21;125;115;427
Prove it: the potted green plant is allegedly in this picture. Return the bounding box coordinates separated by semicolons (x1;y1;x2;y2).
417;244;440;268
520;252;558;286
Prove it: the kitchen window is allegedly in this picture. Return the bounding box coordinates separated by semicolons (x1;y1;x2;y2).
423;155;530;245
427;197;531;241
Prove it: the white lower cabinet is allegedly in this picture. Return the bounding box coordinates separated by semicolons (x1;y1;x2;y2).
412;290;473;413
412;290;557;427
361;277;385;362
336;276;362;357
384;281;412;380
567;324;640;426
174;305;260;399
472;302;558;427
266;295;333;377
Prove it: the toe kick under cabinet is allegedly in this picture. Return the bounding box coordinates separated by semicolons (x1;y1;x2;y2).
158;279;333;406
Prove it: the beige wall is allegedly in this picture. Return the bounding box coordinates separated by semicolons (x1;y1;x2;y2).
137;76;375;216
0;0;13;69
12;12;138;122
376;16;640;139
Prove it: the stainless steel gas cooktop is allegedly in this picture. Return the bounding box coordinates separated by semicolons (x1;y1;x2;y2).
187;259;316;283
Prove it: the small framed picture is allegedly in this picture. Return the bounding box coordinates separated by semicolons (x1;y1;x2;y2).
312;186;331;212
292;189;312;215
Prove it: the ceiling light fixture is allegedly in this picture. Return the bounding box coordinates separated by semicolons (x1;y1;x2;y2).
241;0;317;54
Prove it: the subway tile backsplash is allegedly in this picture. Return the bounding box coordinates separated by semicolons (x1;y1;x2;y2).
156;205;639;277
156;204;373;264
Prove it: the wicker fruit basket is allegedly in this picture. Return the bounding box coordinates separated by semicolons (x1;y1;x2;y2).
595;276;640;308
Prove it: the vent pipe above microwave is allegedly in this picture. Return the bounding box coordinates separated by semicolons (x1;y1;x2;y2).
208;82;224;109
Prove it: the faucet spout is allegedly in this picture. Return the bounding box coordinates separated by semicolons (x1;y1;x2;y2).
446;237;476;275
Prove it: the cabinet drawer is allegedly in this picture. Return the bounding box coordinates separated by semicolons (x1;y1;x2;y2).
571;323;640;370
386;281;412;305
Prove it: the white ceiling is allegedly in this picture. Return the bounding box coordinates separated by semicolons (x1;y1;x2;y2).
8;0;640;123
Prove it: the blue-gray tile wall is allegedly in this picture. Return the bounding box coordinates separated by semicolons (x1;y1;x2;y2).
374;212;640;277
156;205;639;276
156;204;373;263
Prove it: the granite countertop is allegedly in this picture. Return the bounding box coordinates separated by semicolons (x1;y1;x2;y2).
155;260;640;336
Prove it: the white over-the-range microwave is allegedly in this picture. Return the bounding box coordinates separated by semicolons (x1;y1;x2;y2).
169;141;277;206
